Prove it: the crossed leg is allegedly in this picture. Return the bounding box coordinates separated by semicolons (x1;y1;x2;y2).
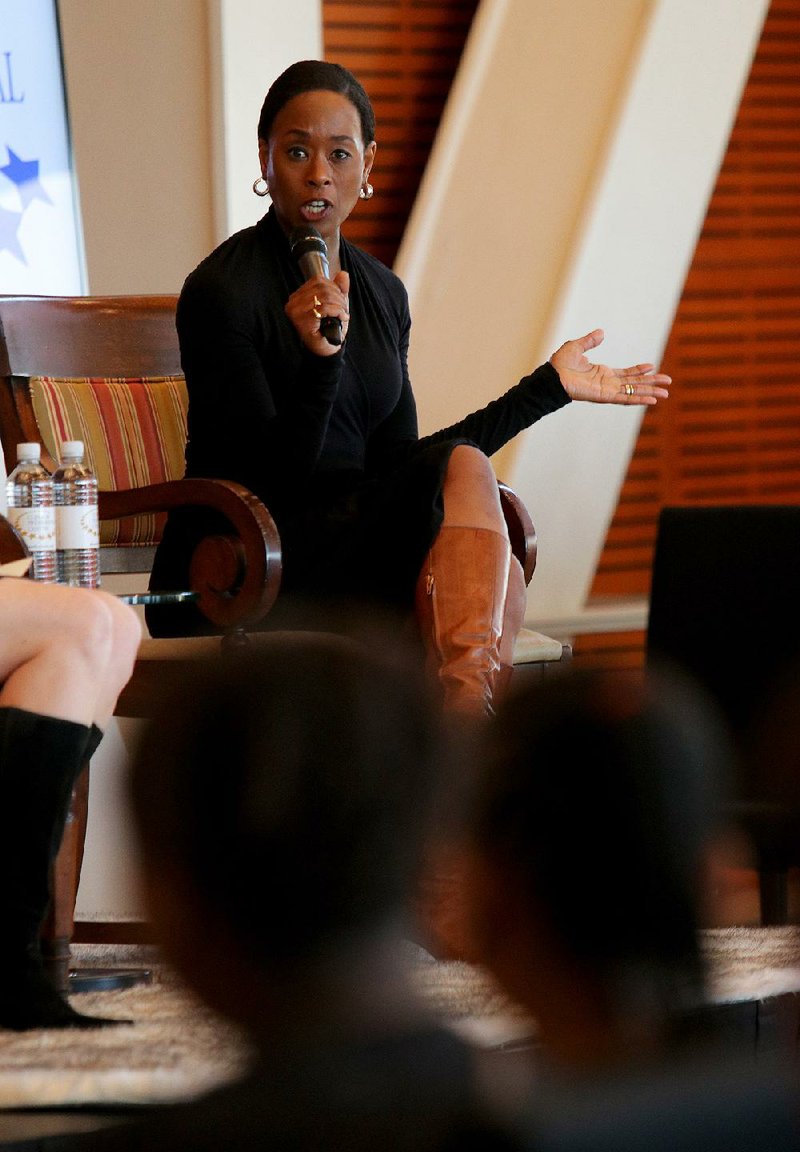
0;580;141;1030
415;444;525;716
413;446;527;959
0;580;141;725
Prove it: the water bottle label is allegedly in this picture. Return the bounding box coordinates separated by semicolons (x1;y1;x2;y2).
6;505;56;551
56;504;99;548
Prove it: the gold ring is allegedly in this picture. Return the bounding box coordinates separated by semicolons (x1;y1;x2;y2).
312;295;323;320
624;382;636;396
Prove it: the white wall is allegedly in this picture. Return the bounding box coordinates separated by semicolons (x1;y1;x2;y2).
209;0;322;241
397;0;769;626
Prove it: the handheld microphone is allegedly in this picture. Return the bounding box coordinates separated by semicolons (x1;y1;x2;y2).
289;225;343;346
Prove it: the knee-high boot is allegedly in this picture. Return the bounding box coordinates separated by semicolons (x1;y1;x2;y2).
413;527;511;959
0;708;120;1030
415;526;511;717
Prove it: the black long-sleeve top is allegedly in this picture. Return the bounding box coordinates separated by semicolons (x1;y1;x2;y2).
145;205;574;630
177;207;571;530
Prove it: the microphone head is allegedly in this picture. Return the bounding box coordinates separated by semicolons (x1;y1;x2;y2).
289;224;328;260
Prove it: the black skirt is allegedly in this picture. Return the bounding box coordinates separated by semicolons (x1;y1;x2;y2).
146;438;472;638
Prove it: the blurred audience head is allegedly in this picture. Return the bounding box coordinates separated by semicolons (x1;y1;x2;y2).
129;629;446;1037
466;665;734;1070
739;656;800;902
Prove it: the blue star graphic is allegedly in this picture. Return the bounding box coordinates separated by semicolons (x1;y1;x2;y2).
0;204;25;263
1;147;52;210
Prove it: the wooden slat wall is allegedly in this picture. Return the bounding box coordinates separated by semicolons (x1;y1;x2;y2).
569;631;648;674
591;0;800;602
323;0;478;267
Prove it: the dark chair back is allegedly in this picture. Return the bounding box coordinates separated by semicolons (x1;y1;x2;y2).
646;504;800;923
647;505;800;744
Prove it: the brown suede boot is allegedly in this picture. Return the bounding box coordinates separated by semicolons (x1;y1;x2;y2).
414;842;481;962
414;526;511;717
413;527;513;959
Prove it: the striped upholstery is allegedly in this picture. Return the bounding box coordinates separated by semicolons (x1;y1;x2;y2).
31;375;188;547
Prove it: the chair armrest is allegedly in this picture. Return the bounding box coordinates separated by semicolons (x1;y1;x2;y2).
99;477;282;630
498;482;537;585
0;515;30;565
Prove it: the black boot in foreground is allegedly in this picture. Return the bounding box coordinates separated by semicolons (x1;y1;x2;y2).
0;709;129;1030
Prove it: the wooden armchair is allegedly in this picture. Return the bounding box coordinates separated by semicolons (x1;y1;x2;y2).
0;294;560;668
0;295;282;645
0;294;283;987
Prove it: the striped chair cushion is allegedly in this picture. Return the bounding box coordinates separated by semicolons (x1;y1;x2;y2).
31;375;188;547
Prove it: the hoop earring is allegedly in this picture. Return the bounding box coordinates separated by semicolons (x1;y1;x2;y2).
252;176;270;198
359;182;374;201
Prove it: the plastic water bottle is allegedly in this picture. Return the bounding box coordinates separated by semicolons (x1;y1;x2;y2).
53;440;100;588
5;442;57;582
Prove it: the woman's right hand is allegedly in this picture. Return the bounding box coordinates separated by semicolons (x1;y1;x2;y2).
285;271;350;356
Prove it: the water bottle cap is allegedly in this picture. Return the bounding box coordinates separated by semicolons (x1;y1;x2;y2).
16;442;41;461
61;440;84;457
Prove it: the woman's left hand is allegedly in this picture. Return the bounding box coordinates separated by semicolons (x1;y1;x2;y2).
550;329;671;405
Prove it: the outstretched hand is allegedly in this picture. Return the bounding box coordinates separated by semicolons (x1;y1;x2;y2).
550;329;670;406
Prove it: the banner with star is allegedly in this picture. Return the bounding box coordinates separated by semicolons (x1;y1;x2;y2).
0;0;85;292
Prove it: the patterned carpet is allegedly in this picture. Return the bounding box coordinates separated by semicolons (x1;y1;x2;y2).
0;928;798;1110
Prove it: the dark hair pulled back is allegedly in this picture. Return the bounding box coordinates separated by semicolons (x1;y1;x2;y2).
257;59;376;146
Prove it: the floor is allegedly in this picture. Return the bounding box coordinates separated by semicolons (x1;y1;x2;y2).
2;999;799;1152
3;911;800;1150
0;1108;133;1150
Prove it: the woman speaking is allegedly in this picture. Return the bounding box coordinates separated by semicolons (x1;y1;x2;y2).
148;59;669;717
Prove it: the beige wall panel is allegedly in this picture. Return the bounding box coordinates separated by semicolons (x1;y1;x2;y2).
397;0;769;623
58;0;213;294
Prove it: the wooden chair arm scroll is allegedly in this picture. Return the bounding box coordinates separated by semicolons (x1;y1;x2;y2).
0;515;29;566
498;481;537;586
99;477;282;630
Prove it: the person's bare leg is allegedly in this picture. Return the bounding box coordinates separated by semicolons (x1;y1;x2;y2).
437;444;506;533
0;581;141;726
0;581;140;1030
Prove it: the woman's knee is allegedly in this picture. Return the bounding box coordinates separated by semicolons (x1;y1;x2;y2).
62;590;140;688
0;582;111;678
441;445;504;529
95;591;142;687
445;444;495;486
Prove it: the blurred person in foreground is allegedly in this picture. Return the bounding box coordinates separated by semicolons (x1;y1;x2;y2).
88;629;523;1152
464;665;800;1149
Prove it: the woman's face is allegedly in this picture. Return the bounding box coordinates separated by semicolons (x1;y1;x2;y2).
260;89;376;249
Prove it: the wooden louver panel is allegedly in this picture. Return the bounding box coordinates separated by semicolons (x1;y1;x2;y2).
324;0;479;268
591;0;800;600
